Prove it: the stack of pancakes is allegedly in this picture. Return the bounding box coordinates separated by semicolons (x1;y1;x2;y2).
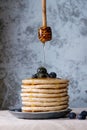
21;78;69;112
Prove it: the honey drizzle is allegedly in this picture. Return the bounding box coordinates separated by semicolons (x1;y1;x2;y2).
30;80;34;112
43;44;46;66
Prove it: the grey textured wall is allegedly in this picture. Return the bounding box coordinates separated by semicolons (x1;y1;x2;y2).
0;0;87;109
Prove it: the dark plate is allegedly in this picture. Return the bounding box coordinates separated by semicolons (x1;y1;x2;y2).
9;108;71;119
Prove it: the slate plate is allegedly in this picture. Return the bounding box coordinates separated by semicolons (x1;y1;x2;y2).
9;108;71;119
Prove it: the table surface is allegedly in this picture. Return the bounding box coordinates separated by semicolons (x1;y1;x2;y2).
0;108;87;130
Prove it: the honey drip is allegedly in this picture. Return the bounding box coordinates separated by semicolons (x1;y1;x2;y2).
30;80;35;112
43;44;46;66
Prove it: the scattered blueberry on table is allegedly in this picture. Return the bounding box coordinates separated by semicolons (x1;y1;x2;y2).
10;108;22;112
77;114;86;120
80;111;87;117
68;112;76;119
68;110;87;120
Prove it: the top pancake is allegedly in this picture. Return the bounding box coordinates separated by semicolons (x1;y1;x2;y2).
22;78;69;85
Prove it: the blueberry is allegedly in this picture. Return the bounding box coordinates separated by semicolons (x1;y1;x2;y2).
68;112;76;119
37;67;47;73
32;73;38;78
10;108;22;112
77;114;86;120
80;111;87;116
49;72;57;78
14;108;22;112
37;72;48;78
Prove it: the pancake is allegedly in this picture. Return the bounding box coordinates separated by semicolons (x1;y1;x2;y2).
21;83;68;89
21;92;67;98
22;78;69;85
22;104;68;112
22;100;68;107
21;88;68;94
21;95;69;102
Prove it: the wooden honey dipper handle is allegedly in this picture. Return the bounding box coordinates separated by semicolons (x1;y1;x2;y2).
38;0;52;43
42;0;47;27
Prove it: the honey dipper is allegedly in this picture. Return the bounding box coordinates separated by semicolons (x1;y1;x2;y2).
38;0;52;43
